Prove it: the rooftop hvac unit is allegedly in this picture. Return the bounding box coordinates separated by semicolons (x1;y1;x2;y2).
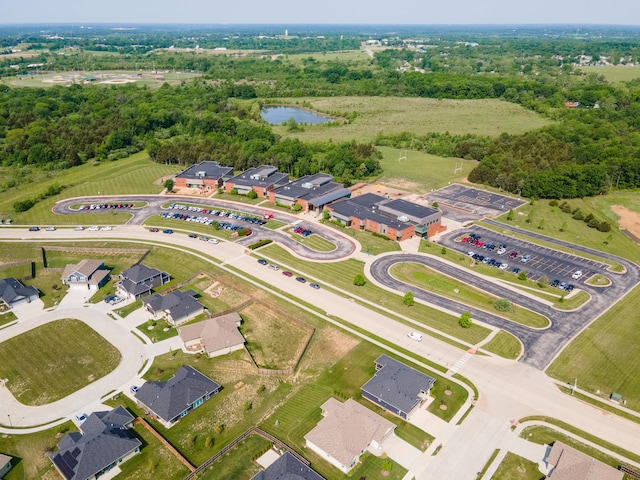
196;171;206;178
398;215;409;222
250;174;261;180
302;182;314;189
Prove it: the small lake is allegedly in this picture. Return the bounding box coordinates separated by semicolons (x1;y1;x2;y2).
261;106;333;125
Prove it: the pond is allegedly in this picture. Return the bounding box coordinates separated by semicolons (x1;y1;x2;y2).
261;106;333;125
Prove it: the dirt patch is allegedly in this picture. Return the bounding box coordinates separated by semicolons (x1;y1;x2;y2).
611;205;640;242
350;182;417;200
298;327;359;379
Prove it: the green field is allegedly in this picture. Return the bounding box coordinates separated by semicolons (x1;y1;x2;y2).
195;434;271;480
259;244;490;344
546;283;640;412
0;151;178;225
490;452;545;480
321;221;401;254
481;331;523;359
285;230;336;252
0;319;121;405
390;262;550;328
374;146;476;193
578;65;640;83
270;96;553;143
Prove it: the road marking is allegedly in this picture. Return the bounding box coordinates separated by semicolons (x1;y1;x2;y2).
447;351;474;375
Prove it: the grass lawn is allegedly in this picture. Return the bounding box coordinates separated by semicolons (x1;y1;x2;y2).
114;423;190;480
390;262;550;328
43;248;143;272
0;421;75;480
259;244;490;345
143;215;239;242
321;221;401;254
179;275;251;314
137;319;179;343
494;195;640;265
0;319;121;405
195;434;271;480
0;151;178;225
546;283;640;412
264;219;287;229
481;331;523;359
578;65;640;83
285;230;337;252
519;422;640;470
375;146;476;193
271;96;552;143
0;310;18;327
0;262;33;280
490;452;545;480
116;300;143;318
212;192;265;205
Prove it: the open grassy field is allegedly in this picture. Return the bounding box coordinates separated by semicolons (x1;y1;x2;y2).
0;421;75;480
259;244;491;344
578;65;640;83
490;452;545;480
374;146;476;193
285;229;337;252
0;319;121;405
481;331;523;359
195;434;271;480
321;221;401;254
270;96;553;143
390;262;550;328
114;422;190;480
494;192;640;265
546;283;640;412
0;151;178;225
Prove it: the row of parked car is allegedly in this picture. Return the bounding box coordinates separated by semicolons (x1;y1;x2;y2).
167;204;268;225
257;259;320;289
81;203;134;210
292;225;313;237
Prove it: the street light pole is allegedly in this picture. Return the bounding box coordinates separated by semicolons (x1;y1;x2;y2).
7;414;11;427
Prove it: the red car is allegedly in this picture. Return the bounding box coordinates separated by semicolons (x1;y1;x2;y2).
282;271;293;277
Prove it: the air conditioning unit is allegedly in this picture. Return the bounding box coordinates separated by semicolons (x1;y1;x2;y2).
196;171;206;178
398;215;409;222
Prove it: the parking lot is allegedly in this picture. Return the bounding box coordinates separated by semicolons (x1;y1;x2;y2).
426;184;526;218
440;225;610;288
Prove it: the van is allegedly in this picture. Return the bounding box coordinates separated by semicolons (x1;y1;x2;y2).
268;264;279;271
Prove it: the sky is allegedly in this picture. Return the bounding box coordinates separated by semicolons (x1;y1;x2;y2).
3;0;640;26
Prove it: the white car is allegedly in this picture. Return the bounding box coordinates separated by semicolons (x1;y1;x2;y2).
499;263;509;270
407;331;423;342
100;226;112;231
88;225;99;231
208;238;219;244
75;413;88;423
74;226;84;231
45;226;56;231
572;270;583;279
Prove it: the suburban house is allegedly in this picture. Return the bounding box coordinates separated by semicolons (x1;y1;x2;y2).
304;398;395;473
178;312;245;358
49;407;141;480
116;264;170;300
143;289;204;326
134;365;221;428
0;277;39;310
224;165;289;197
326;193;444;241
61;260;111;291
0;454;13;478
545;441;623;480
251;451;325;480
174;161;234;192
268;173;351;214
361;355;435;420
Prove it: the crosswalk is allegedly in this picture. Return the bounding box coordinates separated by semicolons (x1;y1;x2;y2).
447;349;475;375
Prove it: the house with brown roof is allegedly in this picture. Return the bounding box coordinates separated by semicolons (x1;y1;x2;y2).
545;441;623;480
304;398;395;473
178;312;245;358
61;260;111;291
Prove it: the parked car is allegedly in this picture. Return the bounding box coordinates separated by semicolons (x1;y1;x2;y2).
511;267;520;274
162;229;173;234
28;226;40;231
268;264;279;271
571;270;583;280
565;284;575;292
559;282;567;290
295;277;306;283
75;413;87;423
499;263;509;270
521;254;532;263
149;228;159;232
496;247;506;255
104;295;116;304
188;233;198;238
208;238;219;244
551;279;560;288
88;226;99;231
257;259;268;265
101;226;112;231
45;226;56;231
509;251;518;259
282;271;293;277
407;331;423;341
130;385;139;394
74;226;84;231
309;283;320;289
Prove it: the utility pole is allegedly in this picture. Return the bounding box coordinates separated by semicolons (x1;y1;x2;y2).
571;378;577;396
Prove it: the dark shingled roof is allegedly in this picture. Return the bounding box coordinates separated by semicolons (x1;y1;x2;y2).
49;407;140;480
361;355;435;416
134;366;220;423
271;173;339;201
176;161;234;181
227;165;289;189
0;278;38;306
378;198;440;220
120;264;164;284
329;195;408;231
251;452;325;480
144;290;203;323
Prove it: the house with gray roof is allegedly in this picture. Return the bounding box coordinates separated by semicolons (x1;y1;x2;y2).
361;355;435;420
545;441;623;480
178;312;245;358
143;289;204;326
0;277;39;310
175;161;234;192
225;165;289;197
268;173;351;215
49;406;141;480
116;264;169;300
61;260;111;291
0;453;13;478
305;398;395;473
134;365;220;428
251;451;324;480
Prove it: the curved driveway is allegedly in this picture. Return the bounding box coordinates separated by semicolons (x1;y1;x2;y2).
370;231;640;369
53;194;357;261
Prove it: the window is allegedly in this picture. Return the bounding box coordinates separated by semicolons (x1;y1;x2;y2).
180;409;189;417
193;398;204;409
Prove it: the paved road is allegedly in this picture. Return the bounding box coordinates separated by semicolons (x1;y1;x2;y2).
369;240;640;369
52;194;357;261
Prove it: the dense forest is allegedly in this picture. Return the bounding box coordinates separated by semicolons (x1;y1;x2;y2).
1;25;640;199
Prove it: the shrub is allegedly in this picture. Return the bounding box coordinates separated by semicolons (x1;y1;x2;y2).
248;239;272;250
13;198;36;212
583;213;595;223
506;209;514;221
572;209;584;221
518;271;527;281
548;200;558;207
246;190;258;199
163;179;175;192
459;312;472;328
441;247;447;255
237;228;250;237
403;292;415;306
537;275;549;288
353;274;366;286
560;203;572;213
230;188;238;195
494;298;512;312
598;221;611;232
292;204;303;212
587;219;600;229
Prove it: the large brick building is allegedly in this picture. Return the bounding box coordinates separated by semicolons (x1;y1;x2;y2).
174;161;233;192
326;193;444;240
224;165;289;197
268;173;351;214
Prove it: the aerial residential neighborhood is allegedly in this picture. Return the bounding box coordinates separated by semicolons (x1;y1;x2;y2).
0;16;639;480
